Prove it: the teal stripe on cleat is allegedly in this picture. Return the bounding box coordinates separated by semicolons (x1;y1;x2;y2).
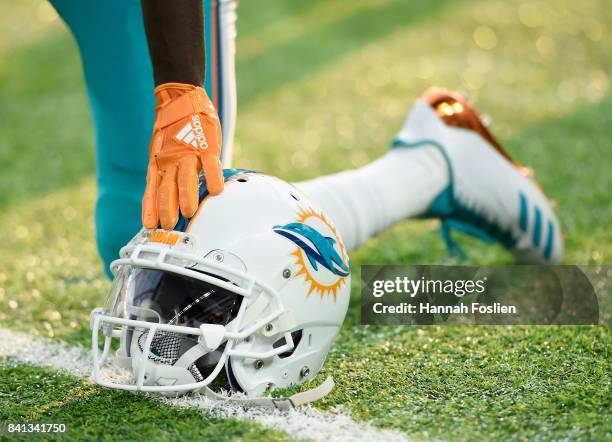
519;192;528;232
393;138;518;258
544;220;554;260
533;207;542;247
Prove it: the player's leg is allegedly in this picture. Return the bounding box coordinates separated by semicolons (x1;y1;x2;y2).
49;0;152;276
296;88;563;263
49;0;237;275
297;147;448;252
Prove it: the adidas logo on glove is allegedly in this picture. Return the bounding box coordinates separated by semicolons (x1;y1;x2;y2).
175;114;209;149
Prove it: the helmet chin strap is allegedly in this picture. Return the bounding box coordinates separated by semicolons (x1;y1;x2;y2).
198;376;335;411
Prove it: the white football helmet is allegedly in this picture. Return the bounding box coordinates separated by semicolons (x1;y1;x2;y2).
90;171;351;408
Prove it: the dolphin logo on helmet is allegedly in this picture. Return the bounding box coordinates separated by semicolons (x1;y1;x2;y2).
273;222;350;277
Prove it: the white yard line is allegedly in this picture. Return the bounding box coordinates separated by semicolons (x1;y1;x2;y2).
0;327;409;442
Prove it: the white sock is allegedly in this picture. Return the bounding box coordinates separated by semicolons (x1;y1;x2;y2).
295;146;449;252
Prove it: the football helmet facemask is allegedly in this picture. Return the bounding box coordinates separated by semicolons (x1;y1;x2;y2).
90;171;350;408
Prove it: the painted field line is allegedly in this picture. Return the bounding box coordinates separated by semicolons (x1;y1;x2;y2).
0;327;409;442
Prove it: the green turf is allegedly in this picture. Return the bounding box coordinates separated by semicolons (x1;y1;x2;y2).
0;0;610;440
314;325;611;441
0;363;289;442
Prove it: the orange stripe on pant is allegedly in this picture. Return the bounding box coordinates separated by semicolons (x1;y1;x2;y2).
210;0;219;111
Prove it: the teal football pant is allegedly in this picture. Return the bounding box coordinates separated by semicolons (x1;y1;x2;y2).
49;0;237;276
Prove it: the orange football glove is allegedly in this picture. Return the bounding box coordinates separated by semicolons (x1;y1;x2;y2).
142;83;223;230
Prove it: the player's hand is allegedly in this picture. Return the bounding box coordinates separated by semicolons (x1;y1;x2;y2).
142;83;223;230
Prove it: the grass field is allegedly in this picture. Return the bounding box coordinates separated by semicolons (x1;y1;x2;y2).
0;0;610;440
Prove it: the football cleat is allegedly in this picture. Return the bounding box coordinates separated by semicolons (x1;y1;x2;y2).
392;87;563;263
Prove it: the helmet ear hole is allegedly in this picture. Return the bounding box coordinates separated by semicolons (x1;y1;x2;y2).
272;330;303;359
